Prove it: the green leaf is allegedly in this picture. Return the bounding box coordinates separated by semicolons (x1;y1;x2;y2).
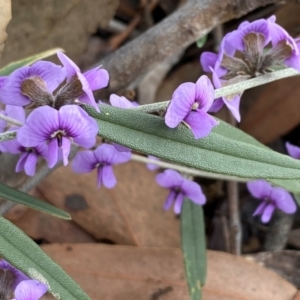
268;178;300;194
293;193;300;206
181;200;206;300
86;105;300;189
0;48;63;76
0;217;90;300
0;182;70;219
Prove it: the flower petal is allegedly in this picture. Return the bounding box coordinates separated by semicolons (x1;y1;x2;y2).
94;143;131;165
261;203;275;223
156;169;184;189
253;201;267;216
72;150;97;173
163;190;176;210
182;179;206;205
174;192;184;214
6;106;26;123
184;110;217;139
223;94;241;122
109;94;136;109
194;75;215;112
113;143;132;153
14;280;48;300
57;51;79;80
165;82;195;128
61;136;71;166
17;106;59;147
200;52;218;72
84;67;109;91
270;187;297;214
97;167;103;189
102;165;117;189
208;98;224;113
247;180;272;199
24;152;39;176
47;139;59;168
146;156;160;171
286;142;300;159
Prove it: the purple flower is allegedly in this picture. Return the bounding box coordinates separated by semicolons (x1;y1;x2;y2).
156;169;206;214
17;105;98;168
286;142;300;159
57;51;109;112
200;16;300;122
165;75;218;139
146;155;160;171
13;280;48;300
247;179;296;223
0;61;66;107
72;143;131;188
0;260;29;290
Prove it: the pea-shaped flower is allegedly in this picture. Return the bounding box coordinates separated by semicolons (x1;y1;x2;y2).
247;179;296;223
165;75;218;139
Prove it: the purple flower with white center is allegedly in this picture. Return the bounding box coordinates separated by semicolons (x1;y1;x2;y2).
0;61;66;107
247;179;296;223
13;280;48;300
156;169;206;214
164;75;218;139
72;143;131;188
57;51;109;112
201;16;300;122
17;105;98;168
286;142;300;159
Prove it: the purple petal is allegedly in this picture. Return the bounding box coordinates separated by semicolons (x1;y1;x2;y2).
223;94;241;122
253;201;267;216
208;98;224;113
97;167;103;188
58;105;98;149
261;203;275;223
286;142;300;159
101;165;117;189
182;179;206;205
16;152;28;173
61;136;71;166
23;152;38;176
109;94;136;109
194;75;215;112
46;139;59;168
165;82;195;128
156;169;184;189
72;150;97;173
57;51;79;80
174;192;184;214
1;138;22;154
84;67;109;91
146;155;160;171
184;110;217;139
17;106;59;147
163;190;176;210
94;143;131;165
200;52;218;72
270;187;297;214
14;279;48;300
6;106;26;123
285;51;300;72
113;143;132;152
247;180;272;199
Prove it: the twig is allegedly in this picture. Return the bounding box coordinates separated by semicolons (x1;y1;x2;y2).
0;114;23;127
226;112;242;255
99;0;291;94
133;68;300;113
131;154;250;182
264;210;294;251
0;130;17;142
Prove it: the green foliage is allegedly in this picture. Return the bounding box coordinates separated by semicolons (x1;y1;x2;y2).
0;217;90;300
0;48;63;76
181;200;206;300
0;182;70;219
86;104;300;192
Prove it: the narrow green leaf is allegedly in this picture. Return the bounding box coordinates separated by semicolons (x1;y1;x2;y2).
0;182;70;219
181;200;206;300
196;35;207;48
0;48;63;76
86;105;300;188
293;193;300;206
0;217;90;300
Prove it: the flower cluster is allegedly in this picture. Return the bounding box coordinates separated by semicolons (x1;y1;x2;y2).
0;259;48;300
0;52;107;175
201;16;300;121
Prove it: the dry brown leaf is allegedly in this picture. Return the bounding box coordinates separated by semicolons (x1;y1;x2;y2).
0;0;118;67
41;244;298;300
0;0;11;58
36;161;180;247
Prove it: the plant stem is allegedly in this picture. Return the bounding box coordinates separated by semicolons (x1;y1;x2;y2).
0;130;17;142
0;114;23;127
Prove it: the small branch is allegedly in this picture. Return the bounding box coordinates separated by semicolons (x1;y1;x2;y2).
0;130;17;142
133;68;300;113
0;114;23;127
131;154;250;182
